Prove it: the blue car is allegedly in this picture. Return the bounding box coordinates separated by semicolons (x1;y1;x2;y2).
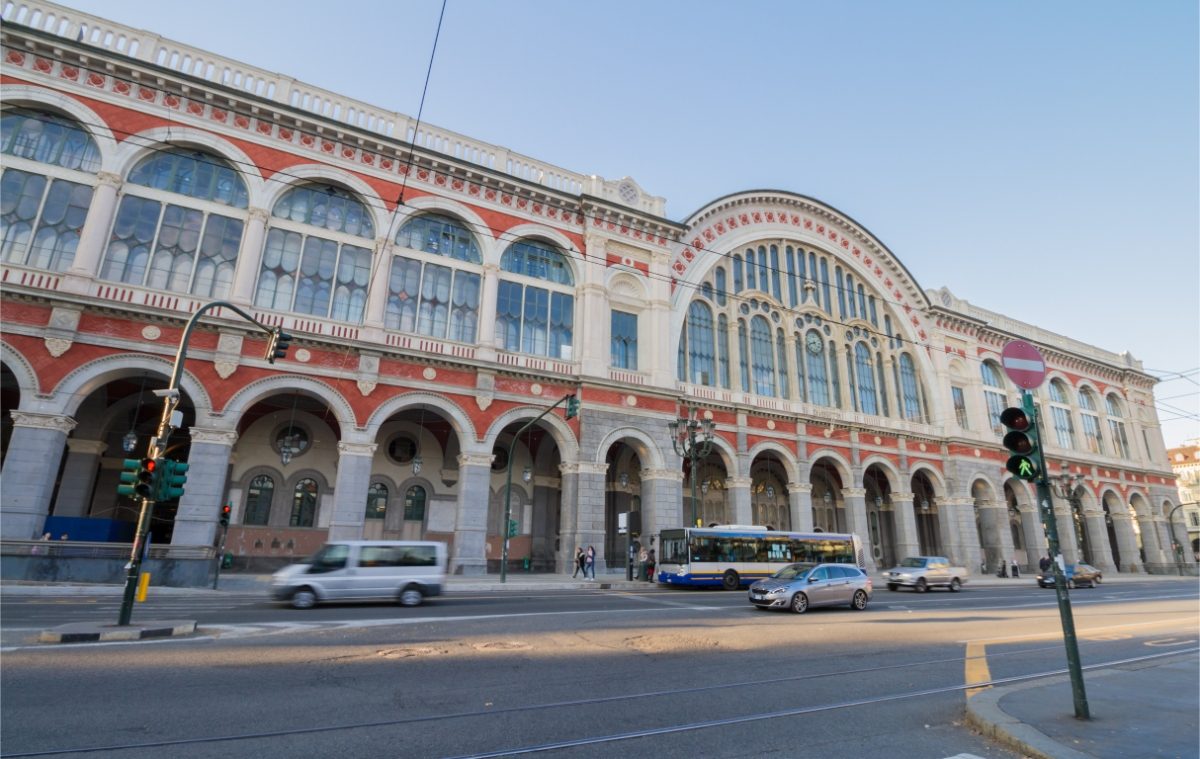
1037;562;1102;589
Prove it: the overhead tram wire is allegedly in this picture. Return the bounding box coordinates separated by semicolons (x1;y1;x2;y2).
5;99;1165;394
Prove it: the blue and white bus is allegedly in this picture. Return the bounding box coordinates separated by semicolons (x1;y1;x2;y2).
655;525;865;589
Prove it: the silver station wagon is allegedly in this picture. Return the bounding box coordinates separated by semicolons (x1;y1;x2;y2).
747;562;873;613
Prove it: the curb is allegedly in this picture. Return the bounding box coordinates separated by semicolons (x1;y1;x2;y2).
39;620;197;644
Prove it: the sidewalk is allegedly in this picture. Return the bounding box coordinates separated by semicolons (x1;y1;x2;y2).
3;572;1196;759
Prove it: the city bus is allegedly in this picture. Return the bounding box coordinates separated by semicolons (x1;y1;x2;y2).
655;525;865;589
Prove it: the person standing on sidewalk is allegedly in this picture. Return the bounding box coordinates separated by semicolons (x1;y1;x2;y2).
571;546;585;578
645;548;656;582
1010;557;1020;578
1039;554;1052;573
584;545;596;580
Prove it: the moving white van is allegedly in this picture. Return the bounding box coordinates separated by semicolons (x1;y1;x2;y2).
270;540;447;609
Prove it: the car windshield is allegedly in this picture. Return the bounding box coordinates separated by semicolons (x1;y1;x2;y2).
771;563;814;580
899;557;926;568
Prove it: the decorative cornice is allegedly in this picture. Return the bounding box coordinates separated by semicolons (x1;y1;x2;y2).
457;452;494;468
9;411;76;434
189;428;239;446
337;441;377;457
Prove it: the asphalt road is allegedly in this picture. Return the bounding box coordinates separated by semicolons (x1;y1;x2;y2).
2;581;1196;759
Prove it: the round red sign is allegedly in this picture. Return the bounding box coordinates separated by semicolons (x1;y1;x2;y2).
1001;340;1046;390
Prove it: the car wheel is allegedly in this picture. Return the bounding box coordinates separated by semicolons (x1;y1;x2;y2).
850;590;869;610
722;569;740;591
886;583;898;591
398;586;424;607
291;587;317;610
1093;575;1102;585
949;578;961;592
915;578;928;593
791;592;809;614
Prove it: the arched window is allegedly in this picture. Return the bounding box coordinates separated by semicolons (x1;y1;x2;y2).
750;316;776;396
776;328;789;399
243;474;274;526
1;108;100;271
683;301;715;385
365;482;388;520
769;244;782;300
255;184;373;322
404;485;427;522
828;340;842;407
1078;388;1104;454
899;353;923;421
804;330;829;406
101;148;247;296
785;246;798;306
1106;394;1131;459
388;213;482;342
981;361;1008;435
717;314;731;388
854;342;878;414
497;239;574;358
744;247;756;290
714;267;727;306
290;478;318;527
1048;379;1075;449
732;254;743;292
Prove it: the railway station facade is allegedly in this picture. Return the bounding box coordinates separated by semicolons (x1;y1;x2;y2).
0;2;1186;576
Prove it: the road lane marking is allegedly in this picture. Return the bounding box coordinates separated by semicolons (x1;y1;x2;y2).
963;641;991;698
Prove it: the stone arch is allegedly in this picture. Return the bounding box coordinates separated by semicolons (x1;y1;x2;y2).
859;455;902;491
605;269;648;302
497;223;581;275
1001;475;1035;509
909;462;946;496
970;476;999;503
746;441;799;482
391;195;495;257
1;342;40;401
48;353;213;419
592;426;665;470
258;163;389;236
705;434;741;477
221;375;354;438
1;85;120;169
109;126;265;201
482;405;579;461
364;392;477;446
1128;490;1151;517
806;449;854;486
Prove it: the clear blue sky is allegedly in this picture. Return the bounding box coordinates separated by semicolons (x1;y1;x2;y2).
57;0;1200;448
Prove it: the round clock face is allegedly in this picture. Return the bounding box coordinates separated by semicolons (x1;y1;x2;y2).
806;333;823;354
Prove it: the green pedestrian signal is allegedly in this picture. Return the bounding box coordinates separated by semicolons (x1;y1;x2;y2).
1001;405;1041;481
565;394;580;419
156;459;189;501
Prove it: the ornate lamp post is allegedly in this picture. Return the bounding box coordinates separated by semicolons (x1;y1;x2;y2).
1048;464;1083;560
668;407;714;527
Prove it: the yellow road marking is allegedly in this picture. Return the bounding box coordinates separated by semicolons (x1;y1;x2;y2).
964;641;991;698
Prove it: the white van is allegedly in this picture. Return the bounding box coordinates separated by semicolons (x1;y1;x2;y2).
270;540;447;609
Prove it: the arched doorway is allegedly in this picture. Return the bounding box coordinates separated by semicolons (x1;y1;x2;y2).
750;453;789;530
604;443;643;570
911;470;942;555
863;465;896;567
809;460;844;533
488;418;564;573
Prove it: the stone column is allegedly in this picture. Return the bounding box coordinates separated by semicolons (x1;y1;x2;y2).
890;493;921;563
1053;503;1080;565
1023;503;1049;564
1;412;76;539
53;439;107;517
639;468;683;541
61;171;121;292
229;207;269;305
1110;512;1142;573
727;476;752;526
789;482;813;532
171;428;237;546
476;263;500;361
361;238;393;329
841;487;875;572
453;452;493;574
1083;511;1116;572
325;441;376;541
976;501;1015;575
570;462;608;571
1137;515;1168;567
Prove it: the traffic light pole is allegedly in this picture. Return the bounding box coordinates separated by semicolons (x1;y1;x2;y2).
117;300;280;625
500;394;578;583
1025;391;1090;720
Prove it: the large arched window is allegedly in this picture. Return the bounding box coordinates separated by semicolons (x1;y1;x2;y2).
716;314;731;388
803;329;830;406
1106;394;1131;459
776;328;789;399
1;108;100;272
403;485;427;522
981;361;1008;435
243;474;274;526
1048;379;1076;449
496;239;574;358
853;342;878;415
101;148;247;296
388;213;482;342
681;301;716;385
1078;387;1104;454
290;478;318;527
898;353;924;421
750;315;776;396
255;184;374;322
365;482;388;520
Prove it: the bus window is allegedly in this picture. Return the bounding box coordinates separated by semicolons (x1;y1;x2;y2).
765;537;792;562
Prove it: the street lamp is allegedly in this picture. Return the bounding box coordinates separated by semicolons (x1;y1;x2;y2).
669;407;714;527
1048;464;1083;560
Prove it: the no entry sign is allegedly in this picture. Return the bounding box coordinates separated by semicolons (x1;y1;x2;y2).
1001;340;1046;390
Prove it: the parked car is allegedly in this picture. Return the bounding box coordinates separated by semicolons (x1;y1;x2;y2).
271;540;447;609
1037;562;1102;589
882;556;968;592
747;562;872;613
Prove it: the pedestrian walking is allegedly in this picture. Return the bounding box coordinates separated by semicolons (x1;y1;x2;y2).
585;545;596;580
571;546;585;578
1039;554;1052;573
1010;557;1020;578
645;548;656;582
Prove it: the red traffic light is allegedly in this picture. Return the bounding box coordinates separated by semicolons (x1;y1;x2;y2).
999;407;1030;432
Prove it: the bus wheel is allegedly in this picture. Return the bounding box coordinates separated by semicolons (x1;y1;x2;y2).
791;593;809;614
722;569;740;590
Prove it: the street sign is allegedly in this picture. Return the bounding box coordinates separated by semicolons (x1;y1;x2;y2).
1001;340;1047;390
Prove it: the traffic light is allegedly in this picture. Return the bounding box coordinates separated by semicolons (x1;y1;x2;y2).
219;503;231;527
565;394;580;419
507;518;518;538
119;457;158;499
156;459;189;501
117;458;142;498
1001;405;1040;481
264;328;292;364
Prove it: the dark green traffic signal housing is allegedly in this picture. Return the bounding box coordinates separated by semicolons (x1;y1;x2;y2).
565;394;580;419
1001;406;1040;481
219;503;231;527
129;457;158;499
117;458;142;498
265;328;293;364
157;459;189;501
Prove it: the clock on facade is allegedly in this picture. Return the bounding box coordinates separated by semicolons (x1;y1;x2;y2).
806;332;823;354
